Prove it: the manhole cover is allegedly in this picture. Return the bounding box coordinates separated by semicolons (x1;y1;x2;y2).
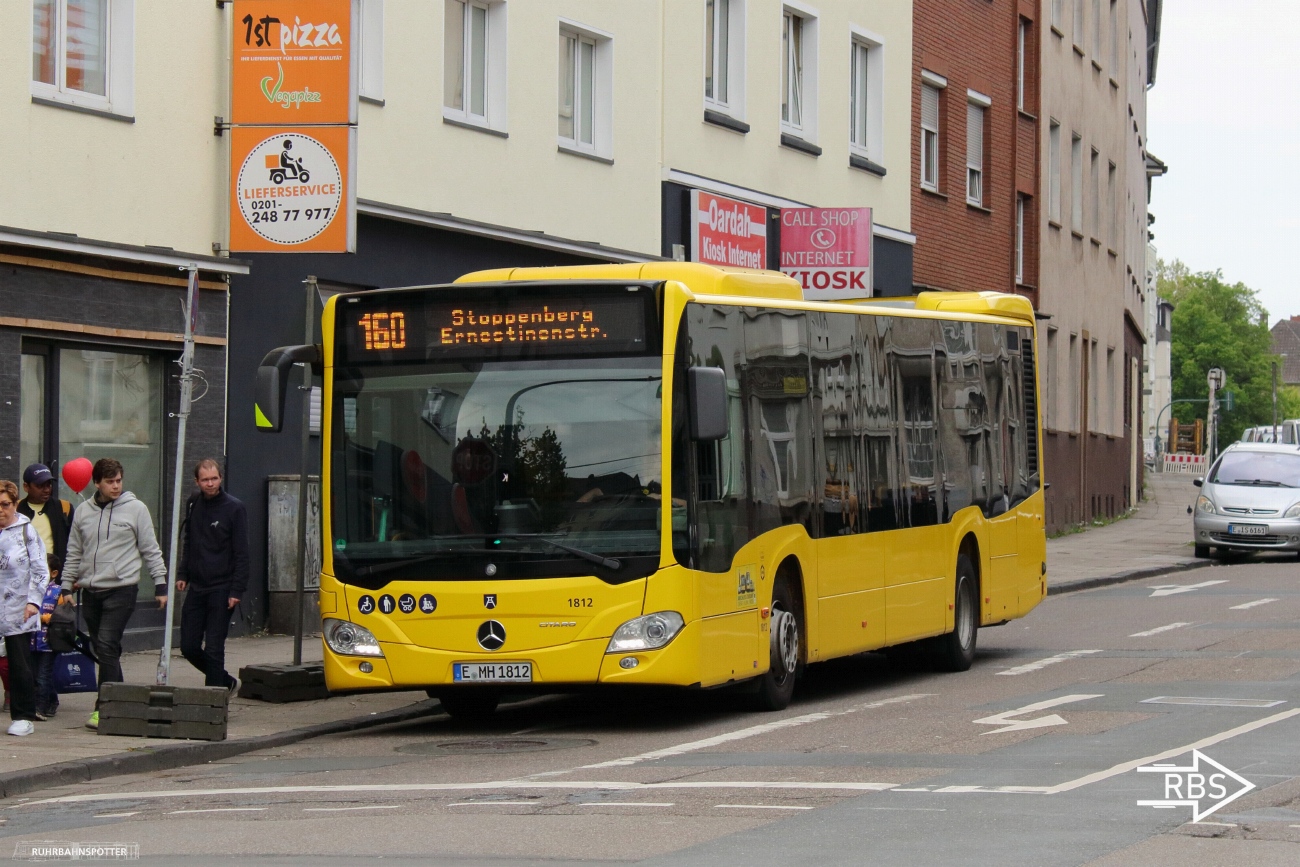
397;737;596;756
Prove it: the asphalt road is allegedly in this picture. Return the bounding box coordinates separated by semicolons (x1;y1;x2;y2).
6;557;1300;866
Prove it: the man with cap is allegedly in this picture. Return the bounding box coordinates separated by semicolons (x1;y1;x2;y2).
17;464;74;564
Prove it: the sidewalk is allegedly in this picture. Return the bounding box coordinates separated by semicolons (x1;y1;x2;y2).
1046;470;1208;593
0;476;1209;798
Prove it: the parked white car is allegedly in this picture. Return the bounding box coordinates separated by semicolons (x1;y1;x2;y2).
1193;443;1300;558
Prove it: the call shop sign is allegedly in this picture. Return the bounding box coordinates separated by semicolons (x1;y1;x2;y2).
780;207;873;300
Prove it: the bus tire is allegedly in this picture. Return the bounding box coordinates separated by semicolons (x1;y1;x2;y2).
934;553;978;672
434;690;500;720
752;579;801;711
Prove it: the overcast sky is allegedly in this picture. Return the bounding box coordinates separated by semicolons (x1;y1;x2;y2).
1147;0;1300;326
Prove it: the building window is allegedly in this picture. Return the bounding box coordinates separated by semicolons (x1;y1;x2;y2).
781;5;817;139
1071;132;1083;233
920;74;944;191
443;0;507;131
31;0;134;117
1052;0;1064;32
1069;333;1080;432
1107;160;1117;249
849;31;883;161
1092;0;1101;59
1048;120;1061;222
1017;19;1027;111
1015;195;1025;283
1045;326;1058;429
966;92;988;206
1090;147;1100;238
558;21;613;159
1073;0;1084;48
358;0;384;103
705;0;746;118
1109;0;1119;71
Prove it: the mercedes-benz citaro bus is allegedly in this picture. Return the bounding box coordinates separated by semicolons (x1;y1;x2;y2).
254;263;1047;719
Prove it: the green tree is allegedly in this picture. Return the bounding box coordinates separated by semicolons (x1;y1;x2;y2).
1158;260;1300;442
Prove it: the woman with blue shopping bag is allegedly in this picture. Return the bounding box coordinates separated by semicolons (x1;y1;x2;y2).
0;480;50;737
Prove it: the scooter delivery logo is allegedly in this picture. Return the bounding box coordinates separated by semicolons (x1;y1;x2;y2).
236;133;342;246
1136;750;1254;822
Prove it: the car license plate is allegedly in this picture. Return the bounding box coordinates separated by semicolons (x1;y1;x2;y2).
1228;524;1268;536
453;662;532;683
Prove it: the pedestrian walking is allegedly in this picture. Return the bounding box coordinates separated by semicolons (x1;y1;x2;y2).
32;554;65;720
177;459;248;691
61;459;168;730
18;463;75;564
0;479;50;737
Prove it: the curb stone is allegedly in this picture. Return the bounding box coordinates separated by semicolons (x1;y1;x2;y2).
1047;559;1217;596
0;698;443;800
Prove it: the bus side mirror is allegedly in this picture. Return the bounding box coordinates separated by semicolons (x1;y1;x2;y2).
688;367;729;441
255;344;321;433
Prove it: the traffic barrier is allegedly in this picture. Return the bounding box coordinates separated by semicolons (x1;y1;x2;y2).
97;683;228;741
1163;454;1208;474
237;662;330;703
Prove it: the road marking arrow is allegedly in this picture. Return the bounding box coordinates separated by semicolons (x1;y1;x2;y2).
974;694;1104;735
1147;580;1227;598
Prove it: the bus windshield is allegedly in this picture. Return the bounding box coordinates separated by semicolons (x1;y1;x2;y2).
331;356;664;584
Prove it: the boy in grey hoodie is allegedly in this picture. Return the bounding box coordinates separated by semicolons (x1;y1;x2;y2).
62;458;168;730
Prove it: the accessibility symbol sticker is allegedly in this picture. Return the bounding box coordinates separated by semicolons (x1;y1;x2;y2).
378;595;396;615
357;595;375;615
398;594;416;614
419;594;438;614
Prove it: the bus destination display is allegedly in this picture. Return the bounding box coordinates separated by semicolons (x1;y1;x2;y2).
339;289;654;363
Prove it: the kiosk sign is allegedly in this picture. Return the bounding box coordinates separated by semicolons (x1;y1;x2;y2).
780;207;873;300
691;190;768;270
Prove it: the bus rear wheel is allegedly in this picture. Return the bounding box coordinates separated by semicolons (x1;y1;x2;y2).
752;579;801;711
432;690;500;720
934;552;978;672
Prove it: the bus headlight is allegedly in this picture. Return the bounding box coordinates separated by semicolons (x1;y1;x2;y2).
606;612;685;653
1196;495;1217;515
323;618;384;657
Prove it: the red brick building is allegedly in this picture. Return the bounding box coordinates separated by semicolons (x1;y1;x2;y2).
910;0;1039;306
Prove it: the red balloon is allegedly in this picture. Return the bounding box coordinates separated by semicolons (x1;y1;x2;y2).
62;457;93;493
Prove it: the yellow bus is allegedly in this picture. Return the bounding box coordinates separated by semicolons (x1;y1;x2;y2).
256;263;1046;717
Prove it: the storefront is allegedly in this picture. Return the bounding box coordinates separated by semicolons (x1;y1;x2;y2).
0;226;244;651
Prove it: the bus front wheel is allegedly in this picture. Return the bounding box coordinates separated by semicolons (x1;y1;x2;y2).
934;553;978;672
752;579;801;711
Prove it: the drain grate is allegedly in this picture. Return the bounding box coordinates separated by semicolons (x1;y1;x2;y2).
398;737;596;756
1142;696;1286;708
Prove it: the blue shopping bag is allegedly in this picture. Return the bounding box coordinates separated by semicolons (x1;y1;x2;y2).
53;652;97;693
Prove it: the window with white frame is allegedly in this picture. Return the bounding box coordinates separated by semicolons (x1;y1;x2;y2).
443;0;507;131
1069;333;1079;431
1107;160;1117;249
920;74;944;191
1109;0;1118;71
1073;0;1084;47
358;0;384;103
31;0;134;117
1015;195;1025;283
966;92;988;206
1017;19;1027;111
1045;326;1058;429
1090;147;1100;237
849;31;883;161
705;0;745;117
1052;0;1064;31
1071;132;1083;232
781;6;817;139
1048;120;1061;222
1092;0;1101;59
558;21;613;159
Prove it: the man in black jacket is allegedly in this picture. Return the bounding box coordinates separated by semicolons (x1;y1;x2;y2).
177;459;249;690
17;464;74;563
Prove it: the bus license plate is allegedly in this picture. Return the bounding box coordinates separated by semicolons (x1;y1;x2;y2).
1228;524;1268;536
453;662;532;683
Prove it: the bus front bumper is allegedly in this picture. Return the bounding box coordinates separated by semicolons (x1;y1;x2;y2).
322;619;705;692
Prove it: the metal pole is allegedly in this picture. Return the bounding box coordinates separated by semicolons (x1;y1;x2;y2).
293;276;317;666
1274;360;1281;442
157;266;200;685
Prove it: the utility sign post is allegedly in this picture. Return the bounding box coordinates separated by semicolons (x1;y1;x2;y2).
1136;750;1254;822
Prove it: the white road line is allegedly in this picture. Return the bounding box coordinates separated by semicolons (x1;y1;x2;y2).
16;780;900;808
447;802;537;807
1230;598;1279;610
578;802;675;808
93;812;140;818
715;804;813;811
974;694;1103;734
168;808;268;814
1129;622;1193;638
1147;580;1228;598
302;805;402;812
1043;707;1300;795
995;650;1102;676
578;693;933;769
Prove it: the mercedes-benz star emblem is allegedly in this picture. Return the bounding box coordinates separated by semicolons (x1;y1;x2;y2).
477;620;506;651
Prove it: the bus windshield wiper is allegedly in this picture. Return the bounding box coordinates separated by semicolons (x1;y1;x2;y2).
352;551;465;578
491;534;622;571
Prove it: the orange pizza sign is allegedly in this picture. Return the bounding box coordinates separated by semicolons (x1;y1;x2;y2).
231;0;356;126
230;125;356;253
